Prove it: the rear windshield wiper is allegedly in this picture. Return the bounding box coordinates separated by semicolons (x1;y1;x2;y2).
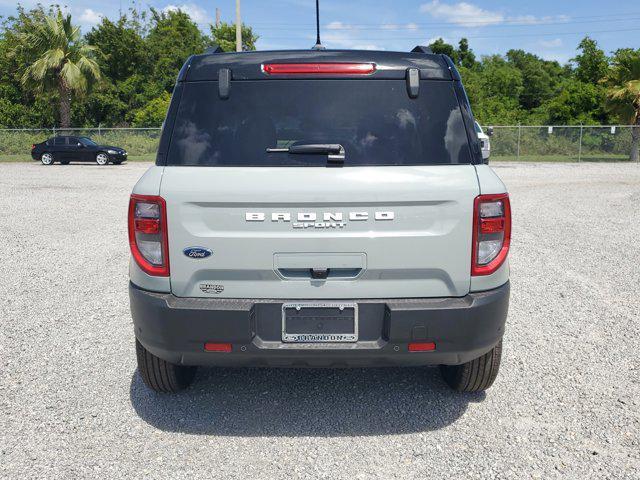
266;144;345;167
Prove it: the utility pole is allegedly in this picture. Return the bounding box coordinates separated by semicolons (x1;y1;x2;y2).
215;7;221;27
235;0;242;52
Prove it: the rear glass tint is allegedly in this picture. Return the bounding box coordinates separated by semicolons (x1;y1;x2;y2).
167;80;471;166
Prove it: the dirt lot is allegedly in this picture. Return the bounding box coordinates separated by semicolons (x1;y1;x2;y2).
1;162;638;479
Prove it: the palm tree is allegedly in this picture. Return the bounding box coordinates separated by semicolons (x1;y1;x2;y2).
18;11;100;128
603;49;640;161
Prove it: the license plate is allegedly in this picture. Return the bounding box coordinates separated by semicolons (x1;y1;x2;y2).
282;302;358;343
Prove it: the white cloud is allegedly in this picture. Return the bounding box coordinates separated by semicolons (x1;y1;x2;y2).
511;14;570;25
539;38;563;48
352;44;384;51
163;3;209;24
79;8;103;25
381;23;419;31
420;1;570;27
326;21;355;30
322;31;358;47
420;1;504;27
322;30;383;50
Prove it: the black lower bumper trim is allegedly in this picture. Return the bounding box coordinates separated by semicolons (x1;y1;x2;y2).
130;282;509;367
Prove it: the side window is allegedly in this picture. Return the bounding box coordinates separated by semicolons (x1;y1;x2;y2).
53;137;66;146
68;137;79;145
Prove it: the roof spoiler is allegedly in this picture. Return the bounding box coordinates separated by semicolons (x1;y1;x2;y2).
204;45;224;54
411;46;433;54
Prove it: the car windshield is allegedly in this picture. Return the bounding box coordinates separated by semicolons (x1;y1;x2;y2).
167;79;473;166
474;122;483;134
79;137;97;146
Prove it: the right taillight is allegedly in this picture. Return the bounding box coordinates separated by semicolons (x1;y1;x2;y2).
128;194;169;276
471;193;511;276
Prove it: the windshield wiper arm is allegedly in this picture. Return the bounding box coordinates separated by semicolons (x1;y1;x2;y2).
266;144;345;166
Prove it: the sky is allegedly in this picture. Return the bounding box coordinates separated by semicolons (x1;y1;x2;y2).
1;0;639;64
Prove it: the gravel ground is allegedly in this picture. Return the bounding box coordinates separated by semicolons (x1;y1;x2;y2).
1;161;639;479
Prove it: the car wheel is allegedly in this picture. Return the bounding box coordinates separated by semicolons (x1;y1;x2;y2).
41;153;54;165
95;152;109;165
135;339;197;393
440;340;502;392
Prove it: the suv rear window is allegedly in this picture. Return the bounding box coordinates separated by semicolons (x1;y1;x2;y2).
167;79;471;166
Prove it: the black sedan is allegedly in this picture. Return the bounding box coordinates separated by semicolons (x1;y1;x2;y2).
31;136;128;165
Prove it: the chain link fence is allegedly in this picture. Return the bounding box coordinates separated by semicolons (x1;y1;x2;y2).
0;125;638;163
486;125;639;162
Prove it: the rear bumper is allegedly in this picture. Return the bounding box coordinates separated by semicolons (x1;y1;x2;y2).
130;281;509;367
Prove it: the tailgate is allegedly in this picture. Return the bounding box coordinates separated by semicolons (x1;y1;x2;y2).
162;165;478;299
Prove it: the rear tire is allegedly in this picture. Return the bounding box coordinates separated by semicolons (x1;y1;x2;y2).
440;340;502;392
41;152;54;165
135;339;197;393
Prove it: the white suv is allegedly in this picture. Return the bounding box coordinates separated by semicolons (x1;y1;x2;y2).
475;121;491;161
128;48;511;393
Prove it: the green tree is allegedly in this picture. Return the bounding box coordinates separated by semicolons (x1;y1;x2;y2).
603;49;640;161
506;49;558;110
458;56;526;124
0;5;59;127
132;91;171;126
573;36;609;84
86;15;149;82
210;22;258;52
146;8;207;92
480;55;524;101
428;38;457;63
457;38;476;69
544;80;607;125
14;10;100;128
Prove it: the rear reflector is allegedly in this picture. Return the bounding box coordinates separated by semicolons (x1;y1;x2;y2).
479;217;505;234
134;218;160;234
262;62;376;75
204;342;232;352
408;342;436;352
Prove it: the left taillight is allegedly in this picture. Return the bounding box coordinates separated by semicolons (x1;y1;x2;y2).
128;194;169;276
471;193;511;276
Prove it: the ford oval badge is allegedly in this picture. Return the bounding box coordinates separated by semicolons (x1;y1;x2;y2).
183;247;213;259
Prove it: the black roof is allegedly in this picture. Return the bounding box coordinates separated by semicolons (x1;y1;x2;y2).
179;49;456;82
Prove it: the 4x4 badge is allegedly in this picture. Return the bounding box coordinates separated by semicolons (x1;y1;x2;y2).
183;247;213;259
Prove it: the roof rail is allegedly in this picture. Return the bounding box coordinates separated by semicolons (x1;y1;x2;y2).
204;45;224;54
411;45;433;54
